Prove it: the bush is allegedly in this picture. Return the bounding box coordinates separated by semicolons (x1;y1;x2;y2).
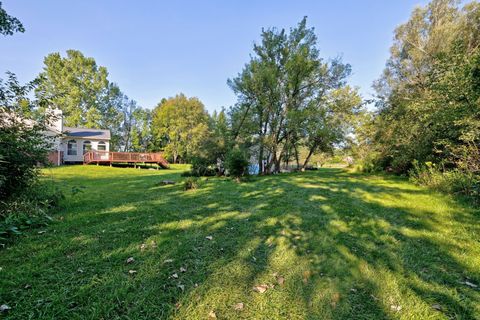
183;177;200;190
225;148;249;181
409;160;479;202
0;73;61;244
189;156;216;177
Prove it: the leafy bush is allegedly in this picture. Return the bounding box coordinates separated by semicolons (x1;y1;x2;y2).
183;177;200;190
409;160;479;202
0;72;61;244
189;156;216;177
225;148;249;181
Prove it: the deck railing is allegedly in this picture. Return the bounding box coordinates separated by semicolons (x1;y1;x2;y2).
83;151;169;167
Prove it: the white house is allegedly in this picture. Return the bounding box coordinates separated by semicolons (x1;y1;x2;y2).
47;109;111;165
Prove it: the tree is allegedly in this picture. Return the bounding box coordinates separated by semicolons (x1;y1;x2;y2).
151;94;210;163
372;0;480;173
35;50;126;150
229;17;360;174
0;1;24;36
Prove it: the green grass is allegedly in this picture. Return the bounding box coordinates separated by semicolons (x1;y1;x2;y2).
1;165;479;319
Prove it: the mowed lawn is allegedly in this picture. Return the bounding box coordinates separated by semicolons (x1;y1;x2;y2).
1;166;479;319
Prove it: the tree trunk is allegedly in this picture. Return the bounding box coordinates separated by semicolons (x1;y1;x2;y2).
301;145;316;171
294;144;300;170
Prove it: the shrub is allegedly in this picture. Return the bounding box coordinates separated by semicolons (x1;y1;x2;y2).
189;156;216;177
409;160;479;202
225;148;249;181
0;72;61;244
183;177;199;190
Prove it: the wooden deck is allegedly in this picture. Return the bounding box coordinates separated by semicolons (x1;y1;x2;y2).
83;151;169;168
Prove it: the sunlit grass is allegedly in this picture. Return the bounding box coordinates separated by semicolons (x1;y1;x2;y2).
0;165;479;319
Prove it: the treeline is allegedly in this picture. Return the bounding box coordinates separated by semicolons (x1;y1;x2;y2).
12;17;361;176
352;0;480;199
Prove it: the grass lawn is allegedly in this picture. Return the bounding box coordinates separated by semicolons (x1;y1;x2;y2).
1;165;479;319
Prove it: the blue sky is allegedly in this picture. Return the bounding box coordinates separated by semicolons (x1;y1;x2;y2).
1;0;427;112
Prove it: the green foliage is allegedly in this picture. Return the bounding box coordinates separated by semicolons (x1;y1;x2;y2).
225;148;249;180
189;156;216;177
409;160;479;202
183;176;199;190
228;17;362;174
0;72;51;199
0;1;24;36
151;94;210;163
34;49;142;151
0;72;62;244
371;0;480;175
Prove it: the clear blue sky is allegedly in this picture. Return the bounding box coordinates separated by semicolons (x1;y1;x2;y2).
1;0;427;112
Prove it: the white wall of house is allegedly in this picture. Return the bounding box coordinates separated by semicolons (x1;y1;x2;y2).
62;138;110;162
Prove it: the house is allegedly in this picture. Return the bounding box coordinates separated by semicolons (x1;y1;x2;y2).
47;109;111;165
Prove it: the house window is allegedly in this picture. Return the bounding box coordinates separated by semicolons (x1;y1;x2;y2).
83;141;92;154
67;140;77;155
98;141;106;151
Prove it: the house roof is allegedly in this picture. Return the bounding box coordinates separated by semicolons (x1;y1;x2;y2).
63;126;111;140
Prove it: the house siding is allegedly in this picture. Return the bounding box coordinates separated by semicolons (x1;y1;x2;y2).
62;138;110;163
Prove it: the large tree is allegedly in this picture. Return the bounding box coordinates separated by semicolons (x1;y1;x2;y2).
35;50;129;150
229;17;361;173
151;94;210;163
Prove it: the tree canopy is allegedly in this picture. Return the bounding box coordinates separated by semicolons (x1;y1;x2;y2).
151;94;210;163
228;17;361;173
368;0;480;174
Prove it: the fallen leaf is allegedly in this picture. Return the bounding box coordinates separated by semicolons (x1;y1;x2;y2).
206;236;213;240
350;288;357;293
208;310;217;319
77;268;84;273
128;270;137;275
175;302;182;310
303;270;311;284
177;284;185;291
234;302;244;311
0;304;11;312
38;230;47;234
172;273;178;279
163;259;174;263
253;284;268;293
465;281;478;288
126;257;135;264
277;276;285;286
431;304;442;311
180;267;187;273
140;243;146;251
390;304;402;312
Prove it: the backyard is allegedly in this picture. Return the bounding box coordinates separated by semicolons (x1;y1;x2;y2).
0;165;479;319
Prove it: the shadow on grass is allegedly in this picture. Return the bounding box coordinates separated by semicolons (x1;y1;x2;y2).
1;167;479;319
